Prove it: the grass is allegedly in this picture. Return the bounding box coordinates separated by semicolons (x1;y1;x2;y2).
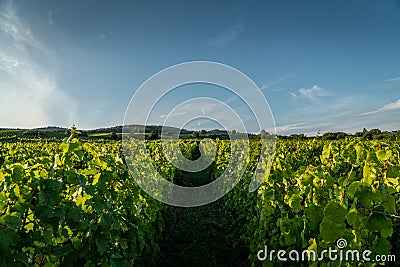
156;159;250;267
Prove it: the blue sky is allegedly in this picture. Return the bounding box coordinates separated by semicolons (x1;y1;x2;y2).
1;0;400;135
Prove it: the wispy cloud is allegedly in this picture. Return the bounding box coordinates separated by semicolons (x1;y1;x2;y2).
224;95;241;104
0;1;77;128
275;101;399;136
160;112;187;118
291;84;332;102
261;71;296;91
358;99;400;116
364;75;400;92
47;10;54;25
274;122;307;133
0;2;46;54
276;93;382;135
273;111;354;136
208;19;245;46
83;32;113;44
382;76;400;83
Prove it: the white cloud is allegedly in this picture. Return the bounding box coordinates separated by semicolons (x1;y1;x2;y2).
224;95;237;103
208;19;245;46
358;99;400;116
160;112;187;118
274;103;399;136
0;3;47;54
181;102;218;113
272;86;397;136
274;123;307;133
294;85;332;101
83;32;112;44
47;11;54;25
365;75;400;91
271;87;287;92
0;1;77;128
383;76;400;83
261;72;296;92
261;84;269;90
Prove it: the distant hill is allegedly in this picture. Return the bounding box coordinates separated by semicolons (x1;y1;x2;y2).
87;125;191;134
33;126;68;132
207;129;228;135
1;125;398;141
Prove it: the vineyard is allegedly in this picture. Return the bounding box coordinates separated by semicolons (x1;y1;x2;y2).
0;136;399;266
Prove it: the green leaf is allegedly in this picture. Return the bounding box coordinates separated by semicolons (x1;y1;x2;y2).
382;195;396;213
75;150;84;160
381;228;393;238
43;227;53;245
120;239;128;250
376;150;392;161
324;201;347;223
342;146;356;164
68;207;83;222
304;206;323;230
44;179;62;190
96;237;108;256
11;164;24;183
59;143;70;153
347;181;361;199
0;230;19;252
320;144;331;164
12;184;20;198
84;262;96;267
372;190;385;205
387;166;400;179
93;173;101;185
71;236;82;249
69;141;82;151
366;214;392;233
372;237;391;256
76;193;92;210
307;238;318;252
52;243;74;257
2;214;22;229
358;188;374;208
67;173;79;184
288;194;302;212
355;144;366;164
362;165;374;185
110;258;130;267
346;206;364;228
320;220;346;243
